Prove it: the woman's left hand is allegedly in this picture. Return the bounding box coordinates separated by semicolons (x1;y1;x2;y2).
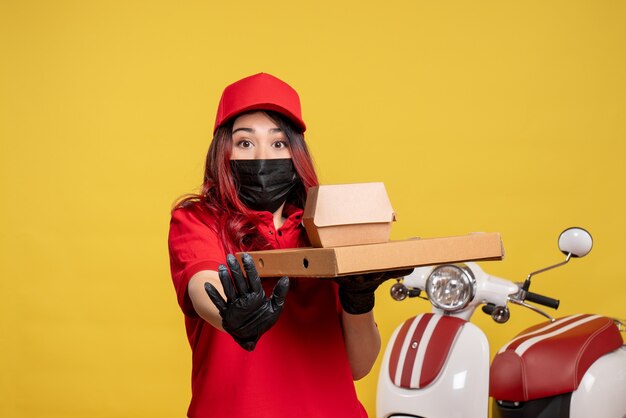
333;268;414;315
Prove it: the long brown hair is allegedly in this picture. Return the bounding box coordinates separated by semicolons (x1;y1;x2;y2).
174;110;318;254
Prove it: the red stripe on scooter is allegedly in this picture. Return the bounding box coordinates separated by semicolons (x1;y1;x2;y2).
389;316;418;383
400;314;433;388
420;316;466;387
504;314;592;352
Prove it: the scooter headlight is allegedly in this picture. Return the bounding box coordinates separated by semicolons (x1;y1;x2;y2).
425;264;476;311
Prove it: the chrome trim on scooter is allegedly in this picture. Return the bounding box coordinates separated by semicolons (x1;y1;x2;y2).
508;297;555;322
614;318;626;333
526;252;572;283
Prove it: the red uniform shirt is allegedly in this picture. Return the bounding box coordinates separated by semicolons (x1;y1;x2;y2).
168;202;368;417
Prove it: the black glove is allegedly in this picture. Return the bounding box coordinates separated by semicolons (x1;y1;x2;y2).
204;253;290;351
334;268;414;315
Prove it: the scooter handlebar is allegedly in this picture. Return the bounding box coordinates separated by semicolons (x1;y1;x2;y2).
525;291;560;309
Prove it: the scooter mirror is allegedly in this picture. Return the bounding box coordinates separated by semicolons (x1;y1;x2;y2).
558;227;593;258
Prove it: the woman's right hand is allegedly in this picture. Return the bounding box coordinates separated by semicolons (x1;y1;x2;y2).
204;253;290;351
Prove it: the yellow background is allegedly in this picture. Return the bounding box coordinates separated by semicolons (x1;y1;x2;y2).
1;1;624;416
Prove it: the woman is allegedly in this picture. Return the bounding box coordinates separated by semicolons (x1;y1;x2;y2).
168;73;409;417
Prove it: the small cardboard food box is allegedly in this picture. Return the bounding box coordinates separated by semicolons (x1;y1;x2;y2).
237;182;504;277
303;182;395;247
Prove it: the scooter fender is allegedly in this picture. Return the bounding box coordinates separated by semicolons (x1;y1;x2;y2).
570;346;626;418
377;313;490;418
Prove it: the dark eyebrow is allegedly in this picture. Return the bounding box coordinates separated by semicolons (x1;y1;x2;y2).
232;127;254;134
231;127;284;134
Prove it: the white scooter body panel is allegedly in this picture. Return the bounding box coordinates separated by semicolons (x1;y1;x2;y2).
570;346;626;418
377;319;490;418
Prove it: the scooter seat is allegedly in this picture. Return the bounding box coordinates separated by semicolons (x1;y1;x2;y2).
490;314;623;402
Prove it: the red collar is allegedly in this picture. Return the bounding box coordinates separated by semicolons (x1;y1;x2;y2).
251;203;303;224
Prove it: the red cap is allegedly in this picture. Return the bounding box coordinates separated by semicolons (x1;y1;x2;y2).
214;73;306;133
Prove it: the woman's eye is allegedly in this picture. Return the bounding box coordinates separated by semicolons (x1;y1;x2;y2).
273;140;288;149
236;140;252;148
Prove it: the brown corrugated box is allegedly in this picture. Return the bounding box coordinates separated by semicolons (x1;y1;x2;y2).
238;182;504;277
241;233;504;277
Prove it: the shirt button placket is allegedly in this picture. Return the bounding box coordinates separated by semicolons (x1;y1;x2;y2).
268;228;278;245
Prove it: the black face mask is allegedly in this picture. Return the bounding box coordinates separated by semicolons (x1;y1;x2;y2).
230;158;298;213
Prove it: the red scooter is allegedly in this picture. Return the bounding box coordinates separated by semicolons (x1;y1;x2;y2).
377;228;626;417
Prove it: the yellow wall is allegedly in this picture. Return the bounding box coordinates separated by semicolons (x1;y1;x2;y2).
1;1;624;416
